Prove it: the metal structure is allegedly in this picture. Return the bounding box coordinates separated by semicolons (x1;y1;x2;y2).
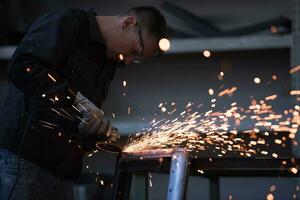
167;149;190;200
113;147;300;200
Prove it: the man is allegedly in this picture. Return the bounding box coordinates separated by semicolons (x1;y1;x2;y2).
0;6;167;199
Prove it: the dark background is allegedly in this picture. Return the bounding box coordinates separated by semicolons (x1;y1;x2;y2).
0;0;298;199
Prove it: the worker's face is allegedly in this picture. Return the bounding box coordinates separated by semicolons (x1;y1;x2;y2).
110;16;159;64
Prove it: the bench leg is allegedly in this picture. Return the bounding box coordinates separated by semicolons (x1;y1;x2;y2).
167;149;190;200
209;177;219;200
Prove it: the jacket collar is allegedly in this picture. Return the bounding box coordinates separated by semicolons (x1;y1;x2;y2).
87;8;126;68
87;8;104;44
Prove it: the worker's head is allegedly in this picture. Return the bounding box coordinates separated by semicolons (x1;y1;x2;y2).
103;6;167;64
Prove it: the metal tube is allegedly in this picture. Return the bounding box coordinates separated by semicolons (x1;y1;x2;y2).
122;148;175;159
167;148;190;200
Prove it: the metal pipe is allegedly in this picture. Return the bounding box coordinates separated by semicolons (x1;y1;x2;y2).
167;148;190;200
122;148;175;159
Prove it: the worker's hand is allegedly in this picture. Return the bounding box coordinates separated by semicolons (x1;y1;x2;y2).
106;127;121;142
73;92;120;142
74;92;107;135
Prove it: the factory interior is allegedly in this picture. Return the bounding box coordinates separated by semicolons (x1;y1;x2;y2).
0;0;300;199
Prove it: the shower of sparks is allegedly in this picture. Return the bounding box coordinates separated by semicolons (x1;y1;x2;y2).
123;89;300;164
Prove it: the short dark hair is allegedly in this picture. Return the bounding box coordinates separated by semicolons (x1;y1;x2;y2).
126;6;167;41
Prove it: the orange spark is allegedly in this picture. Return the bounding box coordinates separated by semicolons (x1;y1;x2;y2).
290;65;300;74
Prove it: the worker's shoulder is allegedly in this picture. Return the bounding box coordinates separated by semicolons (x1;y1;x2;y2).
30;9;87;28
39;8;87;21
29;8;88;32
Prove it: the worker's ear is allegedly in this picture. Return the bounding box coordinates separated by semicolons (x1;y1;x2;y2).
122;16;137;30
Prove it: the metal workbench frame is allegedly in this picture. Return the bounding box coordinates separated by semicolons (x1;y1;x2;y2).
112;148;299;200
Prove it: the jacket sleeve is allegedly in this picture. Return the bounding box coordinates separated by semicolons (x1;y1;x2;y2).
8;9;80;106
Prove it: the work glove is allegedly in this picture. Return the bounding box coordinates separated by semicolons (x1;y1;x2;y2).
73;92;120;142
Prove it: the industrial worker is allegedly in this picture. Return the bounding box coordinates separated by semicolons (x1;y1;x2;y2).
0;6;167;199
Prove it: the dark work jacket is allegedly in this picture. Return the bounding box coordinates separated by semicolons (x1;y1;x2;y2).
0;9;124;179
